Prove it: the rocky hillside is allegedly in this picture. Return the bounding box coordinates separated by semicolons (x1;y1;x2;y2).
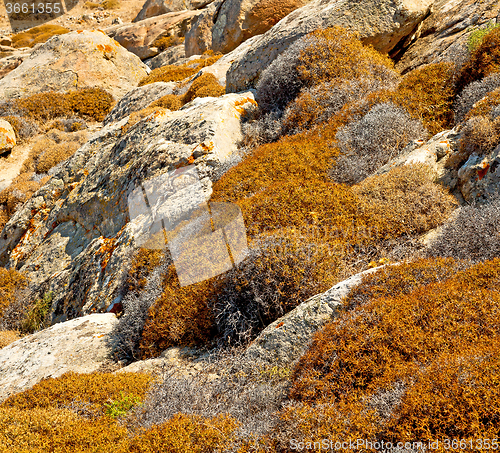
1;0;500;450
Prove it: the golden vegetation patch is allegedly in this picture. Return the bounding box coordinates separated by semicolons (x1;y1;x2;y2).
285;259;500;442
126;248;164;296
352;164;458;241
128;413;240;453
152;35;184;52
15;87;114;123
0;407;130;452
138;54;222;86
11;25;70;49
0;330;20;348
1;371;153;416
457;27;500;94
0;267;27;318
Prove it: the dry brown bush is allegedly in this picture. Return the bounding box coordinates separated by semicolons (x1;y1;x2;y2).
0;330;20;348
352;164;458;240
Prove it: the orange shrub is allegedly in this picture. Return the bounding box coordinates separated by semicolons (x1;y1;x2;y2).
138;54;222;86
11;25;69;49
290;258;500;404
1;371;153;416
126;248;164;295
457;27;500;94
138;265;218;358
247;0;304;36
0;407;129;452
152;35;184;52
296;27;395;89
465;87;500;119
129;413;240;453
342;257;466;310
384;342;500;444
352;164;458;241
149;94;183;111
393;62;456;135
0;330;20;348
0;267;27;318
183;73;225;104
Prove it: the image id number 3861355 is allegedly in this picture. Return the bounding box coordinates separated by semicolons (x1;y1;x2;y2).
5;2;62;13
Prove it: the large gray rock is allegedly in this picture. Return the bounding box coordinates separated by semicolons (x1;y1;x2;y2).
134;0;215;22
0;314;118;403
0;92;256;324
244;266;383;365
0;31;149;100
146;44;186;68
396;0;500;74
185;0;309;56
108;10;202;59
226;0;434;93
104;82;176;124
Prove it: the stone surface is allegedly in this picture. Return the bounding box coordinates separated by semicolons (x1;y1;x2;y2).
396;0;500;75
376;128;460;181
108;10;202;59
457;144;500;204
134;0;215;22
146;44;186;68
185;0;309;56
185;0;220;56
0;92;256;324
0;31;148;100
244;266;383;365
0;314;118;403
0;118;17;154
104;82;176;124
226;0;434;93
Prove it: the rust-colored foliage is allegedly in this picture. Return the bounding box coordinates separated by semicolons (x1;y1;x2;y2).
183;73;225;104
128;413;240;453
15;87;114;122
465;87;500;119
11;24;69;49
149;94;183;111
0;330;20;348
384;342;500;443
0;172;49;229
296;27;395;89
352;164;458;241
0;267;27;318
291;260;500;414
394;62;456;135
0;407;130;452
138;54;222;86
139;265;218;358
457;27;500;94
126;248;164;295
342;257;466;310
1;371;152;416
152;35;184;52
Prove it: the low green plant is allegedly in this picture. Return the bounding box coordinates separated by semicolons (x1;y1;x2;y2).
104;391;142;418
468;21;500;53
20;291;53;334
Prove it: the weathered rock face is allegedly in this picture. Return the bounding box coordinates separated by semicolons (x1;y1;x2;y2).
185;0;220;56
226;0;434;93
0;119;16;154
146;44;186;68
0;31;149;100
244;266;383;365
134;0;215;22
396;0;500;75
457;144;500;204
0;314;118;403
108;11;203;60
185;0;309;56
0;92;256;324
104;82;176;124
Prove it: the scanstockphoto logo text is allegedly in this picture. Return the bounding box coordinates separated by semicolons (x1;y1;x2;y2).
290;438;500;451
